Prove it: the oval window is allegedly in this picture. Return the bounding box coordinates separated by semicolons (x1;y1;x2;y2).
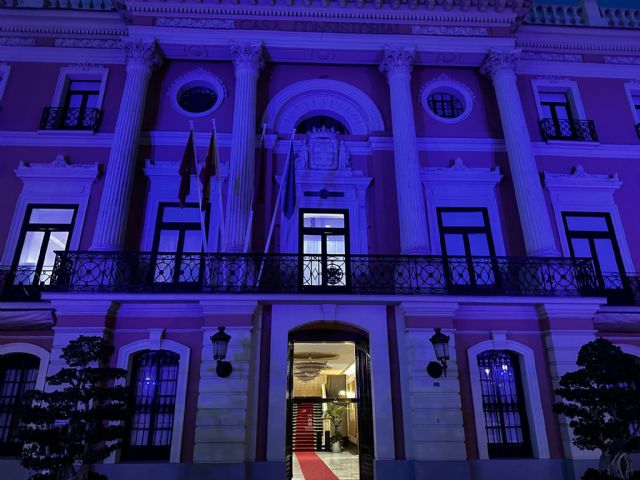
178;86;218;114
427;92;464;119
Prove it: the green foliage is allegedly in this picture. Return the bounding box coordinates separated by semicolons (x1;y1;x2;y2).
18;336;129;480
553;338;640;479
323;402;348;443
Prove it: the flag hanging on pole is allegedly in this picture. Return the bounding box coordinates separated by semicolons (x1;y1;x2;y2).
200;127;218;212
178;129;196;208
282;137;296;219
252;132;267;210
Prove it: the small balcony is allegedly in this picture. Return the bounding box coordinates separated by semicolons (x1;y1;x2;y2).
35;251;603;298
1;266;53;301
39;107;102;132
539;118;598;142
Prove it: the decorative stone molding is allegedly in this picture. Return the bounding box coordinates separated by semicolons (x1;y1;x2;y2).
411;25;488;36
544;165;634;272
379;47;415;78
156;18;236;29
604;56;640;65
296;126;351;172
421;158;505;255
263;79;384;135
51;65;109;111
0;37;36;46
2;155;100;267
123;40;163;71
419;74;475;124
480;49;520;80
230;42;264;73
55;38;122;49
167;68;226;118
521;51;583;62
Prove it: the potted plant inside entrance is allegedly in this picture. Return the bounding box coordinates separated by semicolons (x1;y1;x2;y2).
323;402;347;453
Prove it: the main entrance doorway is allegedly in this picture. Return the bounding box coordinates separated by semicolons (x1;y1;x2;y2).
286;326;374;480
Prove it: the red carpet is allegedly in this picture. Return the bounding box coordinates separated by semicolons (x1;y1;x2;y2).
295;451;339;480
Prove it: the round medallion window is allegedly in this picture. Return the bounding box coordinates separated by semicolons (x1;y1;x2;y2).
168;69;226;118
178;86;218;114
427;92;464;119
420;75;474;124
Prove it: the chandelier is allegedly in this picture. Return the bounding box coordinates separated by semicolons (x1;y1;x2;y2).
294;359;328;382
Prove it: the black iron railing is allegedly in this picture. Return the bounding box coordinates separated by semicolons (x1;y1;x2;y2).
0;267;53;301
40;251;601;297
539;118;598;142
39;107;102;131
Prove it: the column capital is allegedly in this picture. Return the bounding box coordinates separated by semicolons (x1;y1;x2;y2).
123;39;163;72
379;47;415;78
230;43;264;73
480;49;520;80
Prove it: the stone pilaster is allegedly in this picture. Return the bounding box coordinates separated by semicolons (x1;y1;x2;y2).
90;40;161;251
481;50;559;257
224;43;263;252
380;48;430;255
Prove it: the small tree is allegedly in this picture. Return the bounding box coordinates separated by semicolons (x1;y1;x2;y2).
323;402;348;445
553;338;640;479
18;336;129;480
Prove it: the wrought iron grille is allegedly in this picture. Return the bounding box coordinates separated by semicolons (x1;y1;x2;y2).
122;350;179;461
39;107;102;131
477;350;532;458
539;118;598;142
1;267;53;301
48;251;599;297
0;354;39;456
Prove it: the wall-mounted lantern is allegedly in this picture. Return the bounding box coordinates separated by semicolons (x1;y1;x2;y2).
210;326;232;378
427;328;450;378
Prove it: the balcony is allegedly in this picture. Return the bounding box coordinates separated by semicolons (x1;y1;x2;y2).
540;118;598;142
1;266;53;301
23;251;602;298
39;107;102;132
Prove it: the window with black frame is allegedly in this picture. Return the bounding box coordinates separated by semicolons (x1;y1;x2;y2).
539;91;575;140
562;212;626;291
299;210;349;290
12;205;77;287
121;350;179;462
477;350;532;459
151;203;209;284
437;208;496;288
0;354;40;456
63;80;100;128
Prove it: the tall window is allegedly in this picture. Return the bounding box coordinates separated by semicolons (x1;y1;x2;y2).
437;208;496;287
0;354;40;456
63;79;100;128
477;350;532;458
122;350;179;462
563;212;626;289
152;203;209;284
12;205;77;286
299;210;349;289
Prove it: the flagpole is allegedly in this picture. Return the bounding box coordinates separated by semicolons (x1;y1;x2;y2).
212;119;226;251
190;121;209;254
243;123;267;254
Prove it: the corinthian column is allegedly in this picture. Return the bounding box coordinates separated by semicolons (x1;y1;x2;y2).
380;48;430;254
481;50;559;257
90;40;161;251
224;43;264;252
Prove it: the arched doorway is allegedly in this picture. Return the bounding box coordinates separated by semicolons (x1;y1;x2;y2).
286;322;375;480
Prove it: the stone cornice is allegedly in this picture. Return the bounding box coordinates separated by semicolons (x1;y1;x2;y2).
0;10;126;37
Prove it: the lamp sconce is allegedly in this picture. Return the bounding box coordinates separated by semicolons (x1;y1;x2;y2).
428;328;450;379
210;326;232;378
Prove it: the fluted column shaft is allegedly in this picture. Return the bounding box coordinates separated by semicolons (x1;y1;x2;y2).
380;49;430;254
224;44;263;252
481;50;559;257
90;41;161;251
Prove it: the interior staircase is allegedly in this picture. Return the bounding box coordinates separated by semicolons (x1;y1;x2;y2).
293;403;322;451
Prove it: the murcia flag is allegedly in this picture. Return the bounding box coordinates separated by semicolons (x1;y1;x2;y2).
178;130;196;208
200;127;219;211
282;137;296;219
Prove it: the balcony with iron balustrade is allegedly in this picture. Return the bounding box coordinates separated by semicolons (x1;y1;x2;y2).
39;107;102;132
539;118;598;142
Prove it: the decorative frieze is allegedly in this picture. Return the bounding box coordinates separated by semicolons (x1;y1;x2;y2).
55;38;121;49
156;17;236;29
521;51;583;62
0;37;36;46
604;56;640;65
411;25;488;36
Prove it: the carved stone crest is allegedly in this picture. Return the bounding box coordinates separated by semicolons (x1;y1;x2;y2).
296;126;350;171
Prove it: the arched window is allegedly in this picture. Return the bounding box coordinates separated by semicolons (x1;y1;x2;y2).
296;115;348;134
477;350;532;458
0;353;40;456
122;350;179;461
